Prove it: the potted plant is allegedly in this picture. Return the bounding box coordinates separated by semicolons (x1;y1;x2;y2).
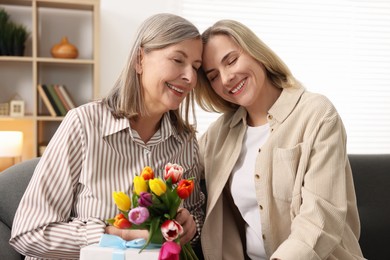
0;8;29;56
0;8;10;55
12;24;28;56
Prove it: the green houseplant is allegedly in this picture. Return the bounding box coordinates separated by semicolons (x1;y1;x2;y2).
0;8;29;56
0;8;10;55
12;24;28;56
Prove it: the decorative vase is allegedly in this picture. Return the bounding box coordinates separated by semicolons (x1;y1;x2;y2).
51;36;78;59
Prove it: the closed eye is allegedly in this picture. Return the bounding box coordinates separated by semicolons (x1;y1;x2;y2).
208;73;219;82
228;57;237;65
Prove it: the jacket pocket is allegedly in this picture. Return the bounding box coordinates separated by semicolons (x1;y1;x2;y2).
272;145;301;201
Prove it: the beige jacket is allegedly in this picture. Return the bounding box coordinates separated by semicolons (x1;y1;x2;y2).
199;86;364;260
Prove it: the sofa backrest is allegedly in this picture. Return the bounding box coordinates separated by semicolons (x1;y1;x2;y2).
349;154;390;260
1;155;389;259
0;158;39;260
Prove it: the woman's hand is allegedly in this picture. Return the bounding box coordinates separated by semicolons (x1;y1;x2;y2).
105;208;196;244
105;225;149;241
175;208;196;244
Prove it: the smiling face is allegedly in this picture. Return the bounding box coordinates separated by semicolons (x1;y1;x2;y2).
202;34;270;110
138;38;202;116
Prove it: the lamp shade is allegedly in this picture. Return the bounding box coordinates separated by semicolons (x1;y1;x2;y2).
0;131;23;157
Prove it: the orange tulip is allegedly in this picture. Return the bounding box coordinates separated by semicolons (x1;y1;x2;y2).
141;166;154;180
113;213;132;229
176;179;194;199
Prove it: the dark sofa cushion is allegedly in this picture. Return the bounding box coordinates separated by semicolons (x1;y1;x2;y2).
0;158;39;260
349;154;390;260
1;155;389;260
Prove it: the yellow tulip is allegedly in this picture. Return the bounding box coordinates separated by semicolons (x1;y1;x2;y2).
133;176;148;195
149;178;167;196
112;191;131;212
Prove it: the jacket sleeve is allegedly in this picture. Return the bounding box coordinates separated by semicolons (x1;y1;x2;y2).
271;105;352;260
182;138;205;243
9;109;105;259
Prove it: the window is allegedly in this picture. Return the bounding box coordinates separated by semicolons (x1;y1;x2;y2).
182;0;390;154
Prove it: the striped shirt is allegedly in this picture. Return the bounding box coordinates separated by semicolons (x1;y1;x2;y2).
10;101;205;259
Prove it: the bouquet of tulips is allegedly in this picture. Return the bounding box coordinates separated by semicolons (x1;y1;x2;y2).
107;163;199;260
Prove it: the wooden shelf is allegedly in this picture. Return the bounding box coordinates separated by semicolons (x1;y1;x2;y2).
0;0;100;160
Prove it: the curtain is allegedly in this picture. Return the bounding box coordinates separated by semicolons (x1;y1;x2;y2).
182;0;390;154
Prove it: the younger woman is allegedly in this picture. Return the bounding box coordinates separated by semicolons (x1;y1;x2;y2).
196;19;364;260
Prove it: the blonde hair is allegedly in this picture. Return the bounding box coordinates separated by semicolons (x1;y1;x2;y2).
196;19;301;113
103;13;201;135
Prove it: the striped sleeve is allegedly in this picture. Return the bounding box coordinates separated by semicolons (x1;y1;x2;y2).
9;109;106;259
9;102;206;259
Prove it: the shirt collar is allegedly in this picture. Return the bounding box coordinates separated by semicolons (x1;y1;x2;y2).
102;108;181;143
268;86;305;123
102;107;130;138
159;112;181;143
229;86;305;127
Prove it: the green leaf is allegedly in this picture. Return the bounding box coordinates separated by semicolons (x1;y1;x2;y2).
160;192;171;211
184;243;199;260
132;193;139;208
106;218;115;225
119;209;128;219
180;244;189;260
140;216;162;252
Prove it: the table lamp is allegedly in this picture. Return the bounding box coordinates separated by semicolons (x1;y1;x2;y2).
0;131;24;168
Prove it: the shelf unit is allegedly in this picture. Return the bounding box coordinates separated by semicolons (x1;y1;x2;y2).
0;0;100;163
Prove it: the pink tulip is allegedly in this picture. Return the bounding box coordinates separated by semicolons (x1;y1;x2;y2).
128;206;149;225
158;241;181;260
164;163;184;184
161;219;183;241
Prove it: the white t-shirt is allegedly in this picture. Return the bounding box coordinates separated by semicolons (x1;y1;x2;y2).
230;123;270;260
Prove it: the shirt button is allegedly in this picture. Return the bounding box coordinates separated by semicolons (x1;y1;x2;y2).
267;114;273;120
259;205;263;210
258;148;261;153
255;174;260;179
262;234;266;240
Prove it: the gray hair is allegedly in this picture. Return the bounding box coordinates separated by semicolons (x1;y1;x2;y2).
103;13;201;135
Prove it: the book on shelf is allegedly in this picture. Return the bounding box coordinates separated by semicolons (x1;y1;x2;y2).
40;84;61;116
54;84;71;111
58;85;76;109
37;84;77;117
46;84;67;116
37;84;57;117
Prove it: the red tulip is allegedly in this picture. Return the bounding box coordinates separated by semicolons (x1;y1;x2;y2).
161;219;183;241
176;179;194;199
164;163;183;184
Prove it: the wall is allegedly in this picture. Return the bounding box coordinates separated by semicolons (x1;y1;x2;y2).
100;0;182;96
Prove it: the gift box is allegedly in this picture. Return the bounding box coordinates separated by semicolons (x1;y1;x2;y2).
80;244;160;260
80;235;161;260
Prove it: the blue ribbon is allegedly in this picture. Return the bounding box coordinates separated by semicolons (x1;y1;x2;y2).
98;234;161;260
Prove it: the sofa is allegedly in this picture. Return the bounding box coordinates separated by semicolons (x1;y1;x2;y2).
0;155;389;259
